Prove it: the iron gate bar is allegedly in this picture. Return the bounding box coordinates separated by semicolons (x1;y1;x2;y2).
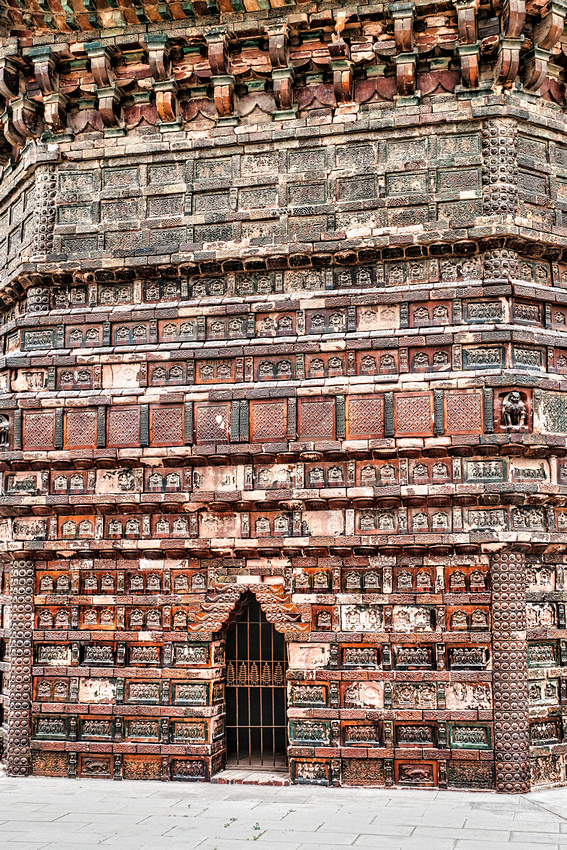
225;595;287;768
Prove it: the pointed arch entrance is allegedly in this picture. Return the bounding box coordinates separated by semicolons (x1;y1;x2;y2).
225;592;288;769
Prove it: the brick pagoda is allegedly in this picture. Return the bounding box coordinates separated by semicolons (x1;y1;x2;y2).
0;0;566;792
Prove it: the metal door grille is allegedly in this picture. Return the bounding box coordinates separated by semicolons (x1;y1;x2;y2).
225;595;287;767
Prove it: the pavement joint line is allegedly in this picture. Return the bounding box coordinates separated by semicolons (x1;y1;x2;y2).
523;796;567;824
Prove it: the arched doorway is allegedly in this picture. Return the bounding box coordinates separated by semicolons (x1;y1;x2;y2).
225;593;288;769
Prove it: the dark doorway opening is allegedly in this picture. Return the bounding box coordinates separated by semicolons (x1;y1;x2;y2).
225;594;287;769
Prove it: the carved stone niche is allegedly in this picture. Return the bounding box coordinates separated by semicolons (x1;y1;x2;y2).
496;389;531;433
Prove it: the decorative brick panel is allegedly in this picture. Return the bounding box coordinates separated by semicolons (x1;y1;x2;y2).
150;406;184;446
195;403;230;443
64;410;97;448
346;396;384;439
107;407;141;447
482;118;518;216
23;412;55;450
394;394;433;436
445;392;482;435
250;400;286;442
299;399;335;440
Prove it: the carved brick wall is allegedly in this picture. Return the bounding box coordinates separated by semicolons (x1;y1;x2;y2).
1;5;567;791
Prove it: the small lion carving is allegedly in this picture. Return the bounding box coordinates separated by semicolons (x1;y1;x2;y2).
501;391;527;431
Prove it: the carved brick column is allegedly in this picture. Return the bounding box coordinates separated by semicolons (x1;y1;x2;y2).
6;559;34;776
490;550;530;793
481;117;518;216
31;164;57;257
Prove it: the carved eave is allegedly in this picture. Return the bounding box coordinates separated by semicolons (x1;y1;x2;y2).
0;1;563;166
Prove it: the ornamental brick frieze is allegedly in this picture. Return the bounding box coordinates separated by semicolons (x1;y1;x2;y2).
1;385;567;454
1;454;560;499
8;243;566;310
5;504;567;550
8;337;567;385
5;274;567;355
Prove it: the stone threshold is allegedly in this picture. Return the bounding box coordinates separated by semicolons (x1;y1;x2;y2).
211;767;291;786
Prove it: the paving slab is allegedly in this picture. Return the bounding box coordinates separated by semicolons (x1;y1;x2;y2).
354;836;456;850
195;841;301;850
2;776;567;850
314;819;414;836
455;843;559;850
0;843;51;850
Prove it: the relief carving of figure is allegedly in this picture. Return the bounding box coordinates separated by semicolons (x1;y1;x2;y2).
501;391;527;431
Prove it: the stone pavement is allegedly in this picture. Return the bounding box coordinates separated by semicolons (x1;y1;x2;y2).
2;775;567;850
